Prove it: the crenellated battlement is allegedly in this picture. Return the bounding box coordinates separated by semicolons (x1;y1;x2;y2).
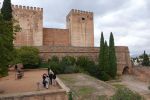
12;4;43;12
69;9;93;15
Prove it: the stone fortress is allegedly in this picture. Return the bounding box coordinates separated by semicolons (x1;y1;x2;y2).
12;5;132;75
12;5;94;47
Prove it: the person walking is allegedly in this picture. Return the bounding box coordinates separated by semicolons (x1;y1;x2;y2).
48;69;53;85
45;76;49;89
15;64;18;71
15;64;18;79
52;72;56;86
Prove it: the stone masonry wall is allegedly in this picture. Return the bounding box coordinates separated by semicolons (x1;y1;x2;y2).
12;5;43;46
36;46;132;75
66;9;94;47
0;89;67;100
43;28;70;46
132;66;150;82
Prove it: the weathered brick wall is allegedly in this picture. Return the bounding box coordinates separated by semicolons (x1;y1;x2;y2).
12;5;43;46
36;46;132;75
132;66;150;82
0;89;67;100
43;28;70;46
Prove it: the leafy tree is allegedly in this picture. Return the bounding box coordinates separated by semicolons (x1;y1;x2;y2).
17;46;40;68
1;0;13;21
109;32;117;78
142;51;149;66
99;32;105;70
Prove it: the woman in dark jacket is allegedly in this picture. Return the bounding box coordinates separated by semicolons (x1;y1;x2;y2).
52;73;56;86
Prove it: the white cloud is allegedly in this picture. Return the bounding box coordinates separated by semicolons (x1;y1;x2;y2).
94;0;150;56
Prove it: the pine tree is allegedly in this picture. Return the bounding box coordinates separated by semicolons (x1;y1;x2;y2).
1;0;12;21
99;32;105;70
109;32;117;78
142;51;149;66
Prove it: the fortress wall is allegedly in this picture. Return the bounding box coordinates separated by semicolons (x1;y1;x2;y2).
43;28;70;46
35;46;132;75
12;5;43;46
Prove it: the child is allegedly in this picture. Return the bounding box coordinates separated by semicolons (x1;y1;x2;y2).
42;73;47;88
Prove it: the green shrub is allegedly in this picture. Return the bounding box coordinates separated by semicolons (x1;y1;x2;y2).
85;60;95;72
111;87;145;100
50;56;59;63
64;65;81;74
17;46;40;68
99;71;110;81
49;61;62;74
61;56;76;66
76;56;89;68
0;66;8;77
98;95;108;100
38;62;49;68
88;64;101;78
68;92;73;100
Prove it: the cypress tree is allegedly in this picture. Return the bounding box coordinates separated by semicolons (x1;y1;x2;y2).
0;0;14;76
1;0;13;21
104;41;109;74
99;32;105;70
109;32;117;78
142;51;149;66
98;32;110;81
0;14;11;76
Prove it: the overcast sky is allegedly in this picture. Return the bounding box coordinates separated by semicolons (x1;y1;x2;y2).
0;0;150;56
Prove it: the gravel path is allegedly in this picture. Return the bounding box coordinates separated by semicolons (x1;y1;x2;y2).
122;75;150;100
0;69;60;95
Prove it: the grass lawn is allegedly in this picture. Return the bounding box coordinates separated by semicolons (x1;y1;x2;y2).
58;73;115;100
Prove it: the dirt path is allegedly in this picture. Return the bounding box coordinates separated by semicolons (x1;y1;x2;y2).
121;75;150;100
0;69;60;95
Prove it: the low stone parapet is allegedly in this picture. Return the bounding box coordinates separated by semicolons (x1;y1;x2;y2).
0;89;67;100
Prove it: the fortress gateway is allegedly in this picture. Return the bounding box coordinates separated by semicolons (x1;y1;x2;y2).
12;5;132;74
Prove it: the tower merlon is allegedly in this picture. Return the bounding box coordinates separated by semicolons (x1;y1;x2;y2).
12;4;43;11
69;9;93;15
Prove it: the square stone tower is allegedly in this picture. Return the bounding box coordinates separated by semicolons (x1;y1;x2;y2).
66;9;94;47
12;5;43;46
